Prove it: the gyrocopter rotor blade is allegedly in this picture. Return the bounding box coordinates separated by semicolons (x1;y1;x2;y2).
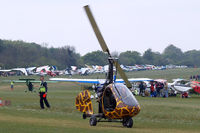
84;5;132;88
84;5;110;55
114;61;132;88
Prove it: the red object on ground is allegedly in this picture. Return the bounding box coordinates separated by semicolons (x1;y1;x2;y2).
182;92;188;98
0;98;2;106
191;81;200;94
47;71;56;77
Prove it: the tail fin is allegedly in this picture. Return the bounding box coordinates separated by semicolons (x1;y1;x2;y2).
75;90;93;115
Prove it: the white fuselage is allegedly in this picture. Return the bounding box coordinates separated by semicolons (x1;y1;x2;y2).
168;79;192;93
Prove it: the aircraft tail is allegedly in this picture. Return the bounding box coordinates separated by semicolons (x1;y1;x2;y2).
75;90;93;115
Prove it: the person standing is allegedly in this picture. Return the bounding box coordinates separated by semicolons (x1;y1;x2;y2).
190;75;193;80
39;76;50;109
139;82;145;96
150;82;155;97
28;82;34;92
195;75;198;80
160;82;164;97
155;82;163;97
193;75;196;80
134;89;139;96
163;82;168;98
10;81;14;91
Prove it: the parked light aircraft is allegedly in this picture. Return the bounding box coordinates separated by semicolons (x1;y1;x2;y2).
168;79;192;93
0;68;28;76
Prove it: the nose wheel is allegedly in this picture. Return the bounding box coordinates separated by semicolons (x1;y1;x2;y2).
122;117;133;128
89;116;97;126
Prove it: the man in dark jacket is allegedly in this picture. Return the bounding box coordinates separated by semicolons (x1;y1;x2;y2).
39;76;50;109
139;82;145;96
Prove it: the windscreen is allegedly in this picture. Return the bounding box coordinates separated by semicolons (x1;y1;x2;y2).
113;83;139;106
176;80;190;87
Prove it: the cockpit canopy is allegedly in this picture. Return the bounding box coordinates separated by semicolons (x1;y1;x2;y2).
113;83;139;106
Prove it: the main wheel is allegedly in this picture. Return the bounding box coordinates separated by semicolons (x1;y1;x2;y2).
126;118;133;128
89;116;97;126
122;118;133;128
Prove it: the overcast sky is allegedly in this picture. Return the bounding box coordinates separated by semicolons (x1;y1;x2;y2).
0;0;200;55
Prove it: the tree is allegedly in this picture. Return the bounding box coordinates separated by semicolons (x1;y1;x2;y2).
0;40;81;69
163;44;184;65
82;50;108;65
119;51;143;65
1;39;200;68
182;50;200;67
143;49;154;64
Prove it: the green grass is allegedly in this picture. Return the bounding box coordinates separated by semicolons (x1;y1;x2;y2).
0;68;200;133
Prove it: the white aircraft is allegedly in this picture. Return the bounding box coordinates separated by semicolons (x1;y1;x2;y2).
30;66;57;76
26;67;37;75
12;68;28;76
0;68;28;76
0;70;11;72
168;79;192;93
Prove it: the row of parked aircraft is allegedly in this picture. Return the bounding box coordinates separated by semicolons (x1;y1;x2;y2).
0;64;188;77
1;65;198;95
0;66;57;76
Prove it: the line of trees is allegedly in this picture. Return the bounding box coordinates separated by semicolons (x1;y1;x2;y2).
0;39;200;69
0;40;81;69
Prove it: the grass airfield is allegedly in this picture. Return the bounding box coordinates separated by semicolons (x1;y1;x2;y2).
0;68;200;133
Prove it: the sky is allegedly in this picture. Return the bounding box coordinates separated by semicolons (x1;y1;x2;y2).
0;0;200;55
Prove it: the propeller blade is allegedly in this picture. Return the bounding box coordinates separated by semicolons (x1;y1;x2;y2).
84;5;110;55
114;61;132;88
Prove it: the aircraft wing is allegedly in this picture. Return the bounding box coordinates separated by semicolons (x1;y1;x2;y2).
49;78;154;84
2;80;27;83
0;70;11;72
2;80;57;83
31;81;58;83
49;78;106;84
116;78;154;83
